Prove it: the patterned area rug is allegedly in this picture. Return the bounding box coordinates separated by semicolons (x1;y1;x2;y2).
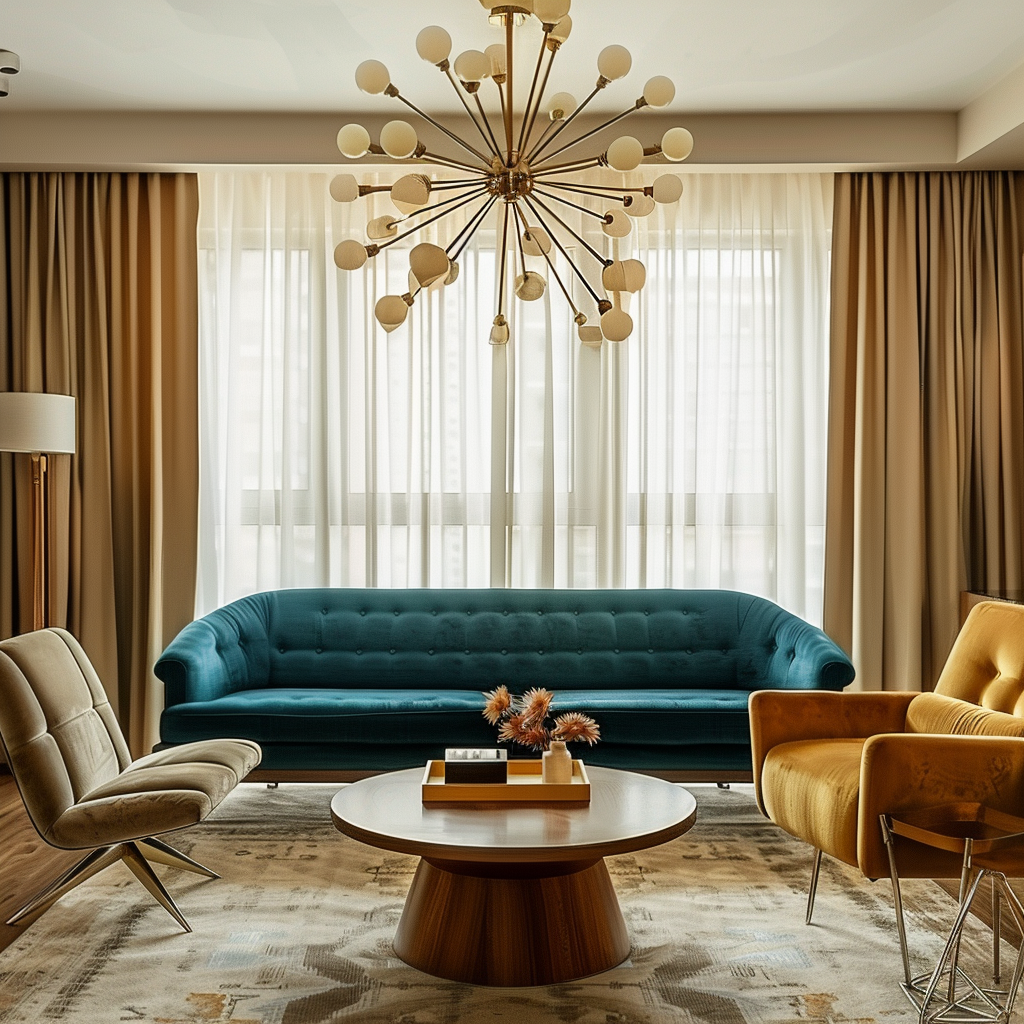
0;783;1003;1023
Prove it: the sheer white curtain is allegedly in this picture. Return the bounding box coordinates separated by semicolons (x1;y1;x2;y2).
197;170;832;623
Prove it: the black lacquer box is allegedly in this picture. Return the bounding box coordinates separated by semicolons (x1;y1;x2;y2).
443;748;508;784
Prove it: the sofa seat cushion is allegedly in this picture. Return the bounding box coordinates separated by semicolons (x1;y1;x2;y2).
760;737;865;867
160;688;754;748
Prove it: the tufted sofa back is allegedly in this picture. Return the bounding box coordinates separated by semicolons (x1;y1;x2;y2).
156;588;854;704
0;629;131;844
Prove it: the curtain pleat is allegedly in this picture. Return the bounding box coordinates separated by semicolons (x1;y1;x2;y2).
0;172;200;757
825;172;1024;691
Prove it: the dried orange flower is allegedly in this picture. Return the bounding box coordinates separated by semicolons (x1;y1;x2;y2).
482;685;512;725
497;713;529;744
552;712;601;746
519;724;552;751
518;687;554;726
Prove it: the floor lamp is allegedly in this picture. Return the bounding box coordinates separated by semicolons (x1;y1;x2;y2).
0;392;77;631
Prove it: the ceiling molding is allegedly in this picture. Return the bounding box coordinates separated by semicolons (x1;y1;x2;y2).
0;110;970;172
957;58;1024;164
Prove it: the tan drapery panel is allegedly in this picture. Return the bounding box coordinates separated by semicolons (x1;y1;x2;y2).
0;172;199;757
825;172;1024;692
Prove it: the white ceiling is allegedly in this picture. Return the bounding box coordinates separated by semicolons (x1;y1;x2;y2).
2;0;1024;114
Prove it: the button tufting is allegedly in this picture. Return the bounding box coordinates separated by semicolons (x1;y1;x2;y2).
359;610;365;616
537;610;543;615
389;648;396;654
538;649;544;655
356;649;362;655
614;648;619;653
574;610;579;615
577;649;583;654
394;610;400;616
644;610;650;616
432;610;438;616
428;649;434;655
648;648;654;654
278;646;285;653
686;648;693;655
503;610;509;616
315;647;322;654
322;608;329;615
501;649;507;655
465;649;470;654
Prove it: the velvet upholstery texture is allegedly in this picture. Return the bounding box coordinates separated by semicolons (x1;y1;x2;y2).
156;589;854;772
752;600;1024;881
0;628;261;850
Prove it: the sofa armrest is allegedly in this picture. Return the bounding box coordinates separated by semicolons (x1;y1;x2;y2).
763;615;855;691
749;690;918;815
154;620;234;707
857;733;1024;878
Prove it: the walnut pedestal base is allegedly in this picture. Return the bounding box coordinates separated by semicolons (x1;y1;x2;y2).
393;856;630;987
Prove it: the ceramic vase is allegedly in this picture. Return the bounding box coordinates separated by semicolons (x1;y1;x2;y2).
542;740;572;784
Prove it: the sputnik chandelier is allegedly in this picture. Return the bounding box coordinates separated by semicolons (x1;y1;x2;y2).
330;0;693;344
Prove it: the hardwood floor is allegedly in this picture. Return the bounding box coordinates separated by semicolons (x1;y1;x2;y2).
0;769;80;953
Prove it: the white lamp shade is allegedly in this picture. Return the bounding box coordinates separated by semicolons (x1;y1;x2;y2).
485;44;507;77
445;261;460;285
337;124;371;159
601;208;632;238
548;15;572;42
597;44;631;81
514;271;546;301
416;26;452;64
534;0;570;24
380;120;418;158
334;240;369;271
391;173;431;213
600;308;633;341
661;126;694;161
546;91;576;120
355;59;391;95
375;295;410;333
521;226;552;256
409;243;450;288
602;259;646;293
0;392;76;454
329;174;360;203
367;215;399;240
0;51;20;75
607;136;643;171
643;76;675;107
454;49;490;83
625;194;656;217
652;173;684;203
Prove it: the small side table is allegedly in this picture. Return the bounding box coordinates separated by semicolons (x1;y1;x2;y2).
880;804;1024;1024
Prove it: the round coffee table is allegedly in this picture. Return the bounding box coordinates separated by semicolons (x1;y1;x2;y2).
330;765;696;987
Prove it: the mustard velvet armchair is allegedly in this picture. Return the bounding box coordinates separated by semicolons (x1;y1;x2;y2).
751;601;1024;927
0;628;262;932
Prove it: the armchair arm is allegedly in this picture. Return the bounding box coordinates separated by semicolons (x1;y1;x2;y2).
857;733;1024;878
750;690;918;815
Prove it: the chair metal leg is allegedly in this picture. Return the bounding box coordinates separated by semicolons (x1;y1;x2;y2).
6;844;126;926
121;842;192;933
806;848;823;925
880;814;914;986
993;874;1002;985
139;837;219;878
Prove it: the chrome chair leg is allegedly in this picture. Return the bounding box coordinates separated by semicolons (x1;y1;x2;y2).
880;814;914;986
139;837;220;878
993;874;1002;985
805;848;823;925
6;844;125;926
121;842;191;933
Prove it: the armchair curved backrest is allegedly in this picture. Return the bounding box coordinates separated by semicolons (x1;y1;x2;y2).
0;628;132;845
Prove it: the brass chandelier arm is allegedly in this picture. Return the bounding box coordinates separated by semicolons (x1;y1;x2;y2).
391;186;494;229
420;150;491;174
392;91;493;165
375;188;490;251
532;157;605;176
523;195;605;307
443;67;502;158
539;100;646;165
542;180;650;196
527;82;604;164
504;15;515;164
447;194;500;262
474;93;505;160
496;203;511;317
526;193;611;268
511;201;580;317
521;46;558;158
516;31;551;157
430;179;494;192
533;186;614;222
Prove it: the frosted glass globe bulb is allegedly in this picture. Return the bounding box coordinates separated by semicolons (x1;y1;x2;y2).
607;136;643;172
334;240;368;271
380;120;419;159
652;174;684;204
601;308;633;342
416;26;452;65
547;91;576;120
548;15;572;43
337;123;370;159
643;76;675;108
485;44;506;77
597;44;631;81
661;126;694;162
534;0;570;24
355;59;390;95
601;208;632;238
375;295;409;333
625;194;656;218
454;50;491;83
409;243;450;288
329;174;359;203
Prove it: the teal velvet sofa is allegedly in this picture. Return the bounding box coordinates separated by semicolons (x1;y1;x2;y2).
154;588;854;779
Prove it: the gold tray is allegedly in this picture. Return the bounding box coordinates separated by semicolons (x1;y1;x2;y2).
421;759;591;804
